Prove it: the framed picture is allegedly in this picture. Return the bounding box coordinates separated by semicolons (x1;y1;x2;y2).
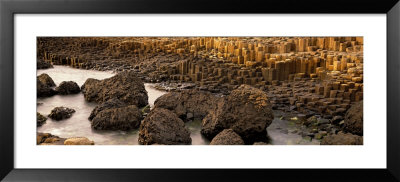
1;0;399;181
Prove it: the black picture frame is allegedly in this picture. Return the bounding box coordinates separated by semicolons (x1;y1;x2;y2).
1;0;399;181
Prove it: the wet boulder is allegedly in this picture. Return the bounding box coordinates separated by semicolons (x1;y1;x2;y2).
81;71;148;107
48;107;75;121
55;81;81;95
138;108;191;145
37;112;47;127
201;85;274;144
344;101;363;136
64;137;95;145
37;73;56;87
37;60;53;69
154;90;220;121
80;78;100;101
321;132;363;145
37;79;56;98
88;98;126;120
210;129;245;145
91;105;142;131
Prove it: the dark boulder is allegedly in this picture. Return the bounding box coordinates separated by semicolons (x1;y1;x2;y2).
210;129;245;145
344;101;363;136
80;78;100;101
37;112;47;127
88;98;126;120
201;85;274;144
37;79;57;97
138;108;191;145
48;107;75;121
37;73;56;87
154;90;220;121
81;71;148;107
55;81;81;95
91;105;142;131
321;132;363;145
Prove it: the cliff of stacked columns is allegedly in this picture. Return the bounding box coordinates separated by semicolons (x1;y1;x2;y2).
37;37;363;119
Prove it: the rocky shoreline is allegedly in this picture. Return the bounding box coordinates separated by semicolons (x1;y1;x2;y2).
36;37;364;145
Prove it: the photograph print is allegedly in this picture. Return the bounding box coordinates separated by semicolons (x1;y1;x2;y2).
36;37;363;145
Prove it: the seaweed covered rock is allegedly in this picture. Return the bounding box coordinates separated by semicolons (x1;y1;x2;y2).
210;129;245;145
154;90;220;121
91;105;142;131
64;137;95;145
321;132;363;145
81;71;148;107
48;107;75;121
37;60;53;69
138;108;191;145
201;85;274;144
55;81;81;95
37;73;56;87
344;101;363;136
37;112;47;127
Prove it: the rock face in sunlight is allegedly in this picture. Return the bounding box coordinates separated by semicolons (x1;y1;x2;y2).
344;101;363;136
81;71;148;107
321;132;363;145
37;133;95;145
138;108;191;145
153;90;220;121
64;137;95;145
91;104;142;131
55;81;81;95
48;107;76;121
210;129;245;145
201;85;274;144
